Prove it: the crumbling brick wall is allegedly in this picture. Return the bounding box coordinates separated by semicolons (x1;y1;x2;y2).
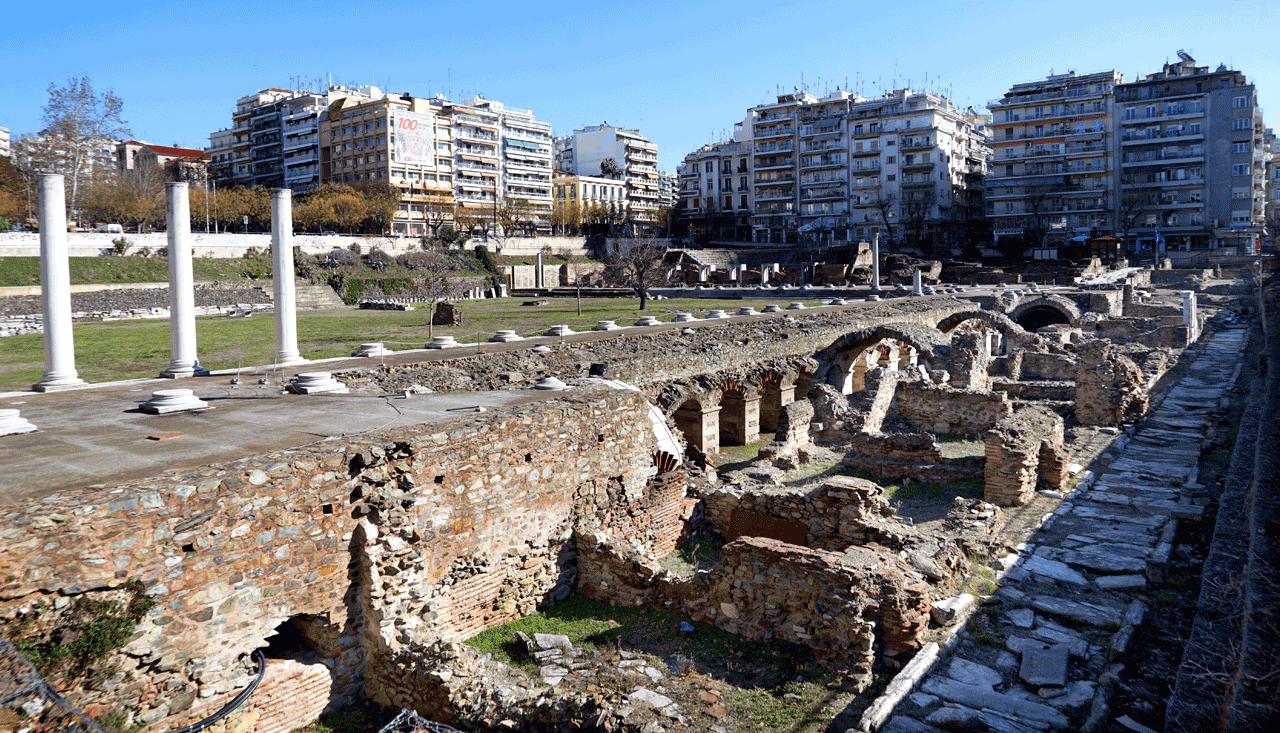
890;383;1012;435
1019;352;1078;380
575;531;930;690
983;406;1070;506
758;399;815;463
0;387;660;732
1074;340;1149;426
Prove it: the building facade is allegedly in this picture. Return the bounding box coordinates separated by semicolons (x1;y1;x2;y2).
319;91;456;237
986;70;1122;255
431;95;555;235
744;88;989;250
678;138;753;241
554;124;663;232
0;127;10;159
1115;53;1267;252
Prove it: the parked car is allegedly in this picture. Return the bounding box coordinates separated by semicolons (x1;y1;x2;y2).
322;231;338;236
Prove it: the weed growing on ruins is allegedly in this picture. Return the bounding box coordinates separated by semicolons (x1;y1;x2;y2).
293;697;396;733
465;596;819;686
12;580;154;680
94;710;143;733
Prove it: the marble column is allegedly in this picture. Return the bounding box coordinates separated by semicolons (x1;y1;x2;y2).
162;182;205;378
871;231;881;291
912;269;923;296
32;174;85;392
271;188;305;365
1181;290;1198;338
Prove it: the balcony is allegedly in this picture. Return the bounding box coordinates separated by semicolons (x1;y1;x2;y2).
754;126;793;140
1065;146;1104;157
802;156;845;170
284;152;318;166
456;127;498;142
801;174;846;186
754;174;795;185
754;158;793;171
1121;152;1204;167
456;160;498;173
754;188;795;202
802;141;846;153
1121;130;1204;145
454;113;498;129
755;141;794;154
283;135;318;152
900;140;935;149
801;187;845;200
901;160;934;171
681;188;701;197
457;145;499;159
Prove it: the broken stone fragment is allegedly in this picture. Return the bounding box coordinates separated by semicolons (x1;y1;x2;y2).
929;593;975;626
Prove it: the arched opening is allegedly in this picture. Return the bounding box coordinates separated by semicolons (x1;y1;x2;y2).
759;372;796;433
262;615;325;660
1015;306;1071;332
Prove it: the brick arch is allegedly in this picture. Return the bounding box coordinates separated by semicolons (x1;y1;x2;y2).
935;309;1030;340
1008;296;1081;328
812;323;949;389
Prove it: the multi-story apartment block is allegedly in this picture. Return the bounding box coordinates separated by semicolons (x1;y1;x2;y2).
678;137;753;240
986;70;1122;254
554;124;662;232
431;95;555;234
319;90;456;237
745;88;989;249
208;87;371;193
1115;53;1267;252
0;127;10;159
552;172;627;234
1265;130;1279;245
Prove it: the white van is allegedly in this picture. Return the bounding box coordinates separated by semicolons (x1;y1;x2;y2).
95;223;124;234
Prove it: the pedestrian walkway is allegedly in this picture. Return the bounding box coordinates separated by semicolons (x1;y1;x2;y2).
870;323;1248;733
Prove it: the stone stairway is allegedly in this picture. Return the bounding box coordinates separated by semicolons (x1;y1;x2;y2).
869;323;1249;733
293;284;348;310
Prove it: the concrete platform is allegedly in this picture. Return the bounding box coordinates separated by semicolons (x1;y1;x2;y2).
0;376;551;502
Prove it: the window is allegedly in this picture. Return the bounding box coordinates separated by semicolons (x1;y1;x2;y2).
904;154;914;165
1125;108;1136;120
1003;110;1014;122
869;123;879;133
1233;95;1251;108
1004;128;1014;140
1034;106;1044;118
1145;106;1156;118
1232;187;1249;199
1232;164;1249;175
1233;142;1250;153
1005;164;1014;177
886;156;895;163
1189;123;1201;134
886;174;896;181
1232;119;1250;130
854;124;864;134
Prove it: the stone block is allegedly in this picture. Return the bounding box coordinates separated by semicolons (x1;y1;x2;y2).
1020;643;1071;688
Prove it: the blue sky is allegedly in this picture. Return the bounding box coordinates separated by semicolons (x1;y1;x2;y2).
3;0;1278;174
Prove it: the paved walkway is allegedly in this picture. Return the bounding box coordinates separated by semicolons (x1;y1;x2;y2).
871;322;1248;733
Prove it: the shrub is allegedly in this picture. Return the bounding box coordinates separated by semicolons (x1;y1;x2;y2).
348;242;363;256
473;244;501;277
365;246;393;271
111;237;132;256
328;248;359;267
137;245;152;258
0;217;11;233
154;247;168;258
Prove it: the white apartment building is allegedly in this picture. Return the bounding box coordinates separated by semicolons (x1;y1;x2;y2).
745;88;989;250
554;124;662;232
431;95;555;234
986;70;1123;252
0;127;10;159
679;135;753;240
1114;53;1267;252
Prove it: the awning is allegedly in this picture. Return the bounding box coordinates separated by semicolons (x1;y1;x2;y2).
505;138;544;151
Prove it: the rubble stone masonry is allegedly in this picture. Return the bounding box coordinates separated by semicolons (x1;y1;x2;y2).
0;386;661;730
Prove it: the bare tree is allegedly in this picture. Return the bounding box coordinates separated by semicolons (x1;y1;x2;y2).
40;76;131;221
602;237;669;310
870;192;897;249
420;273;456;338
901;190;936;255
599;157;624;179
1117;192;1151;258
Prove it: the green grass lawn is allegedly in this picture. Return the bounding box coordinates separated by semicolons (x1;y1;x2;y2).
0;296;828;390
0;256;263;287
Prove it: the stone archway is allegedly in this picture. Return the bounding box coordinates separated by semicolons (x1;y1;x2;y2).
1009;296;1081;332
672;393;721;456
719;379;761;447
812;323;947;393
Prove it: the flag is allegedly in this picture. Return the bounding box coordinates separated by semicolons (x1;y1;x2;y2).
1155;228;1166;257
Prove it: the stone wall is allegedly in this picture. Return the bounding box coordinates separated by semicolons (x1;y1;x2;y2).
575;531;930;689
1074;341;1149;426
1018;352;1078;381
983;406;1070;506
890;383;1013;435
0;386;662;732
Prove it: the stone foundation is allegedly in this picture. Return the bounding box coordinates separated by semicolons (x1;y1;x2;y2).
983;406;1070;506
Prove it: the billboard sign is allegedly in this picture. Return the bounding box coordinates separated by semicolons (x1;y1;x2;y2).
393;111;435;165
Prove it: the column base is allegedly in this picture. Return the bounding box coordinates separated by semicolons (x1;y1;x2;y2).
161;364;212;379
276;354;308;367
32;374;87;392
